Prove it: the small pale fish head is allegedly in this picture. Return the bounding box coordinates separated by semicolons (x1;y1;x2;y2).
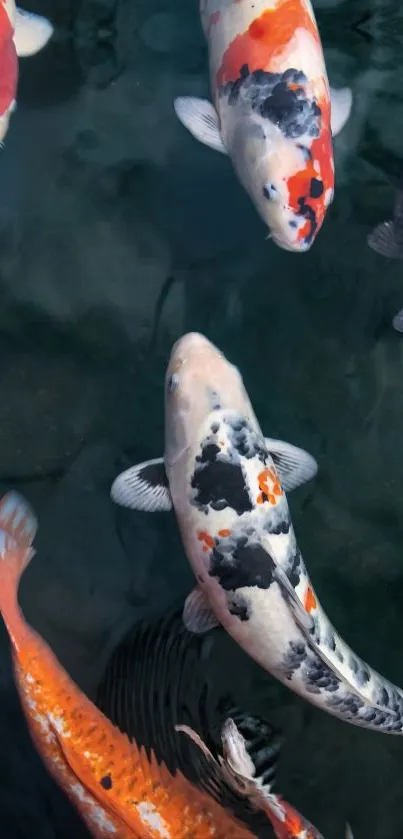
164;332;248;466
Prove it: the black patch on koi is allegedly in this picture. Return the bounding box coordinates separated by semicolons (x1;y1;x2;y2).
209;541;276;591
282;640;342;694
297;197;317;245
138;461;169;490
310;177;324;198
191;443;252;515
263;510;291;537
100;774;113;790
207;388;221;410
227;592;250;621
225;414;267;462
263;183;277;200
219;66;322;141
297;143;312;161
304;657;340;694
282;640;307;680
326;692;365;716
286;548;302;587
326;633;336;652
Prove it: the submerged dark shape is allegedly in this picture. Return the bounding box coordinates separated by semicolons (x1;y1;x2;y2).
367;177;403;332
95;608;282;836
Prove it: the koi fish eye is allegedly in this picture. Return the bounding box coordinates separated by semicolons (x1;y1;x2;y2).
263;183;278;201
167;373;179;393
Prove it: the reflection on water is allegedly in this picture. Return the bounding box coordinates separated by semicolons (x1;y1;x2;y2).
1;0;403;837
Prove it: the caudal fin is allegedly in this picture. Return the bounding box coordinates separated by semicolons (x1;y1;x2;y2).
0;491;37;572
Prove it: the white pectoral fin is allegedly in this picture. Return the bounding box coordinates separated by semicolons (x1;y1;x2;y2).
174;96;228;153
265;438;318;492
14;7;53;57
330;86;353;136
110;457;172;512
183;586;219;633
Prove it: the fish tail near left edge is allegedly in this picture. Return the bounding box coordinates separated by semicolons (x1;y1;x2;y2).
0;491;37;576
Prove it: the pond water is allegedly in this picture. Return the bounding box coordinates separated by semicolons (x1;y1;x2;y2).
2;1;403;837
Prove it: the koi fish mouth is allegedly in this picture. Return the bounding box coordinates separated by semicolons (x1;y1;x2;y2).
270;228;314;253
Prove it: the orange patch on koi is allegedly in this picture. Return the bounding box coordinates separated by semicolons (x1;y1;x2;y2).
197;530;215;553
256;467;283;505
304;586;317;614
286;95;333;243
217;0;319;85
218;529;231;537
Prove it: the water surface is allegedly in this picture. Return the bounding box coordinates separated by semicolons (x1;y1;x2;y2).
2;1;403;837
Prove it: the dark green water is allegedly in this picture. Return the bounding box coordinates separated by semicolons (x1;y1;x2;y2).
2;0;403;837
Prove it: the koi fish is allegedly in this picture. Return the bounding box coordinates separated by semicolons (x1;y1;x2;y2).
96;607;327;839
112;331;403;734
0;2;53;144
367;177;403;332
174;0;352;252
0;489;324;839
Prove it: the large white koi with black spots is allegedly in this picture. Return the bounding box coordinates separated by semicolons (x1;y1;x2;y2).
112;332;403;735
174;0;352;252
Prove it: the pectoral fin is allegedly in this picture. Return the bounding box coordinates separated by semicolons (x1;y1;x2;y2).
14;8;53;57
368;221;403;259
110;458;172;512
183;586;219;633
174;96;228;154
330;86;353;136
265;438;318;492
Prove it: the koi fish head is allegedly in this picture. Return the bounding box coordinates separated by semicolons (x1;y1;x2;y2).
164;332;250;467
221;67;334;252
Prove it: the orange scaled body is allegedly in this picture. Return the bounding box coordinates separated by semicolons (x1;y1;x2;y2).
0;492;259;839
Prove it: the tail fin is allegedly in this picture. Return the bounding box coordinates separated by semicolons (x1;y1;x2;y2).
0;491;37;572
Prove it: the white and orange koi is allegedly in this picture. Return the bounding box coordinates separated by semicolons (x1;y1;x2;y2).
113;332;403;734
174;0;352;251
